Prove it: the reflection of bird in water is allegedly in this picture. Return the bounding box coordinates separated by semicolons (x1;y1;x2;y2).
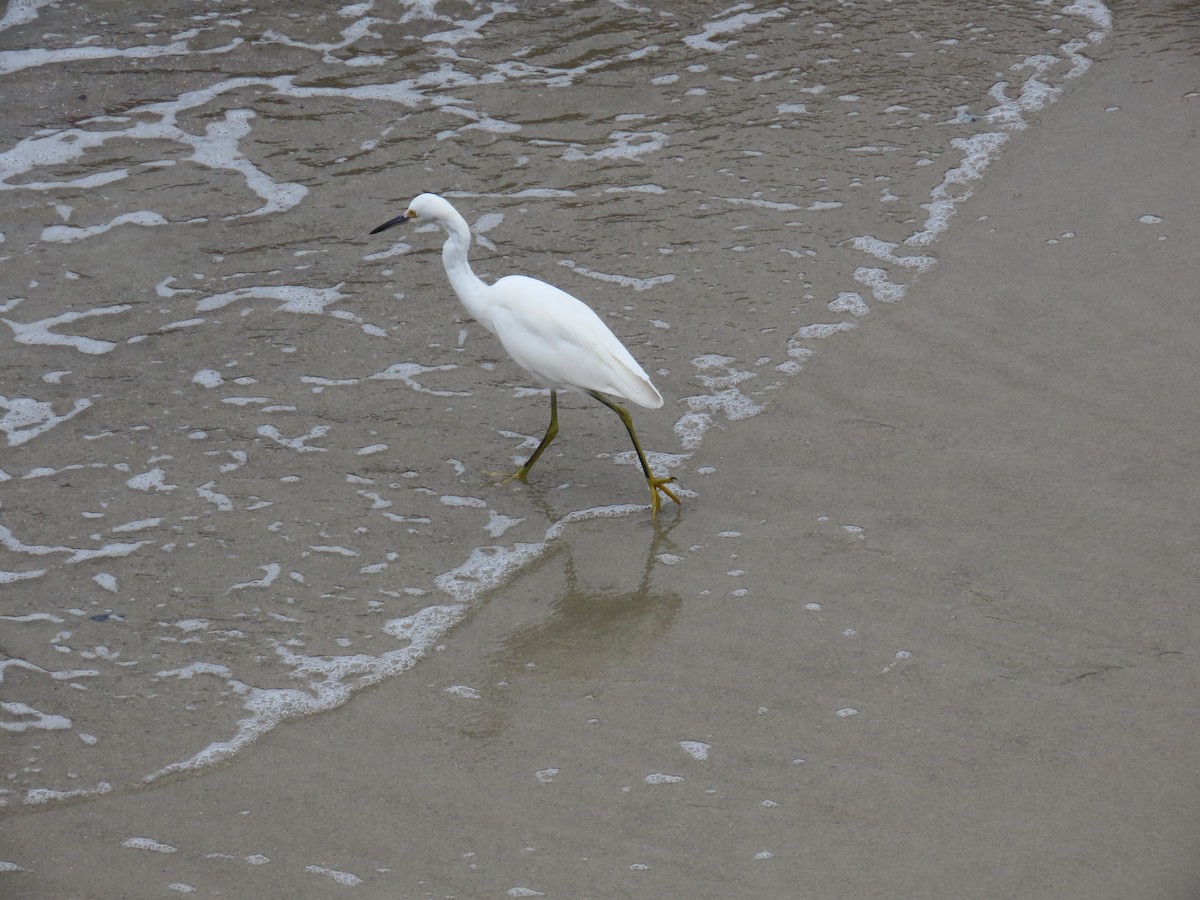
493;515;682;680
370;192;681;518
433;508;682;743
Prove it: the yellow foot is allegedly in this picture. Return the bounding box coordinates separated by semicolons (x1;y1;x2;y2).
484;467;530;485
648;475;682;519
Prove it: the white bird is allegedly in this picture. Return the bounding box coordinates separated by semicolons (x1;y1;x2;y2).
370;192;680;518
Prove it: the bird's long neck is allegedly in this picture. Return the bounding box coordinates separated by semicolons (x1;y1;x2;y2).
437;210;493;330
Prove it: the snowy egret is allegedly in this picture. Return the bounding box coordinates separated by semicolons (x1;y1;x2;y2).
370;193;681;518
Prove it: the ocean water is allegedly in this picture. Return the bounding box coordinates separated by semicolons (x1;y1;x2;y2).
0;0;1110;811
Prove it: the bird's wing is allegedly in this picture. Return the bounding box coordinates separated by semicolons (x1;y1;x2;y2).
488;275;663;409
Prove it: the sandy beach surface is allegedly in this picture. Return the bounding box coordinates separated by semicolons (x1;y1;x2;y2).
3;3;1199;898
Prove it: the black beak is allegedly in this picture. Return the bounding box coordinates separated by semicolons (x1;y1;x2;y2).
370;212;409;235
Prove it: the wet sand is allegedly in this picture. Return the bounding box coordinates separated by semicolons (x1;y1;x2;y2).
6;17;1200;900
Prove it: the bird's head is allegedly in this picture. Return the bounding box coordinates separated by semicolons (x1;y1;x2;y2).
370;192;455;235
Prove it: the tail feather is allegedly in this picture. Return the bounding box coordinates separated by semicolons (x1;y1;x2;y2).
593;340;664;409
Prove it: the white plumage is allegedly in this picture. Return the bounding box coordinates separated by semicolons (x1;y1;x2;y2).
485;274;663;408
370;192;679;517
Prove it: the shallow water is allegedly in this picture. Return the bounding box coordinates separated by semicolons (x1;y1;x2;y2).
1;0;1110;809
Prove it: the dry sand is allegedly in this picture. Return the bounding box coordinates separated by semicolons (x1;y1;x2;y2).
5;18;1199;900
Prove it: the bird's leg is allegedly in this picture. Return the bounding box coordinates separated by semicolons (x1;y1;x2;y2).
588;391;681;518
505;389;559;482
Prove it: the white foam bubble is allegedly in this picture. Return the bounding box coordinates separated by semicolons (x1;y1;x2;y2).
792;322;857;340
222;396;271;407
604;184;666;194
827;291;869;317
126;468;178;492
436;544;543;603
110;517;163;533
24;781;111;805
191;107;308;216
440;495;487;508
721;195;803;211
558;260;675;291
257;424;330;452
196;283;345;314
561;130;667;161
684;6;785;51
161;318;204;331
0;394;93;446
679;740;711;761
850;236;936;271
72;542;149;565
0;0;57;33
306;866;362;886
673;411;713;450
41;210;168;243
692;358;757;392
171;619;210;633
549;507;650;542
644;772;684;784
0;701;71;732
0;523;66;556
0;35;243;79
227;563;281;592
1064;0;1113;38
485;510;523;538
2;304;129;354
682;388;763;422
368;362;469;396
197;482;233;511
853;267;907;303
121;837;178;854
0;569;46;583
692;354;735;370
310;545;358;557
155;662;233;680
905;132;1007;246
192;366;224;389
